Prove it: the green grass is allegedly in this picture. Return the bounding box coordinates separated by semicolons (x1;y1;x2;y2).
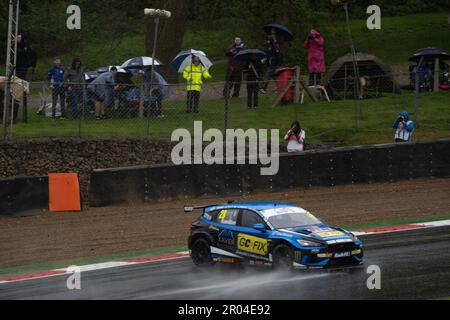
9;90;450;147
342;213;450;231
0;245;187;278
347;12;450;67
2;213;449;278
20;12;450;81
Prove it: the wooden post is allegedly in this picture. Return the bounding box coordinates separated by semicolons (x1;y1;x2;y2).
294;66;301;104
434;57;440;92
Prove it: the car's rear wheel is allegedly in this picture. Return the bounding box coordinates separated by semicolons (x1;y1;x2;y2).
272;244;295;270
191;238;214;267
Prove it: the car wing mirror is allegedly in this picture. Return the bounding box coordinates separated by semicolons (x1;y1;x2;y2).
253;223;267;233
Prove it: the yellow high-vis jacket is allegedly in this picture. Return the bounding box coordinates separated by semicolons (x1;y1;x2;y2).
183;64;212;91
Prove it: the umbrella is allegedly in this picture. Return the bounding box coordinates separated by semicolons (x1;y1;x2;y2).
409;47;450;62
170;49;213;73
84;71;100;81
96;66;129;74
234;49;266;61
121;56;163;69
264;24;294;42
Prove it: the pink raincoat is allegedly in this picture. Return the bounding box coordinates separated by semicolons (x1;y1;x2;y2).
304;29;326;74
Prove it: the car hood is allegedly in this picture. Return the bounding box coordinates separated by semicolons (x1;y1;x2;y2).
283;225;352;241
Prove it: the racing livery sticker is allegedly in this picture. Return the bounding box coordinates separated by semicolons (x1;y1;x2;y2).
237;234;268;256
308;228;344;238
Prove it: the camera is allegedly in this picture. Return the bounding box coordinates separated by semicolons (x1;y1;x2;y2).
308;35;315;41
398;116;405;122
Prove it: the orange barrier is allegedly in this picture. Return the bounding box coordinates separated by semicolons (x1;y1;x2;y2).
48;173;81;212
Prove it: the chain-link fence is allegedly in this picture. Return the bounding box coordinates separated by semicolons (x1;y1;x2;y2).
1;70;449;146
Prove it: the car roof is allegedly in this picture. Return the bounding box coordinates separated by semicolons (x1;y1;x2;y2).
204;202;301;213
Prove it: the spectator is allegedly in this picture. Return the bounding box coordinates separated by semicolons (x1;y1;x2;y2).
47;57;66;120
145;70;171;118
16;34;37;81
63;58;85;120
183;56;212;114
245;54;263;109
87;67;118;120
393;111;415;143
223;37;246;99
359;76;370;100
285;121;306;153
261;35;283;92
304;29;326;86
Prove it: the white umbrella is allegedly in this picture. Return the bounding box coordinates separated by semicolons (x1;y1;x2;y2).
171;49;213;73
121;56;163;69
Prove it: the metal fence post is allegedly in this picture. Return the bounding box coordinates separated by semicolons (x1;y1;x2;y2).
414;57;424;128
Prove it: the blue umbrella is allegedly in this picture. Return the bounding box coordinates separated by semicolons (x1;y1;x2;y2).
234;49;266;61
170;49;213;73
264;24;294;41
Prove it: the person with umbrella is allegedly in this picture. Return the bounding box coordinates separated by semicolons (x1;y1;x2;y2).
261;24;293;92
183;55;212;114
223;37;247;99
304;29;326;86
235;49;266;109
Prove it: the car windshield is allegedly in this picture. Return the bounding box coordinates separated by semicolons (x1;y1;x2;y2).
261;207;322;229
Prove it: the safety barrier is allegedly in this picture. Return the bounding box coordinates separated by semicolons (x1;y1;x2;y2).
0;176;48;215
89;138;450;207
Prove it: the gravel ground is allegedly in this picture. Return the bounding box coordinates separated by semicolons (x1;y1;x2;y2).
0;178;449;268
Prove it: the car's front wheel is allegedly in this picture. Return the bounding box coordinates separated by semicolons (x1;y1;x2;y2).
272;244;295;270
191;238;214;267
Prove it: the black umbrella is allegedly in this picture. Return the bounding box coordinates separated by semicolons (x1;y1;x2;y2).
234;49;266;61
264;24;294;41
409;47;450;62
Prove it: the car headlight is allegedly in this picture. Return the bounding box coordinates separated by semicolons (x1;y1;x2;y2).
297;239;322;247
349;232;359;242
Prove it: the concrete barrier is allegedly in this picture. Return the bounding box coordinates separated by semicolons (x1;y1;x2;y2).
89;139;450;207
0;176;48;215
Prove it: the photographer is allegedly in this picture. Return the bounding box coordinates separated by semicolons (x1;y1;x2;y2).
304;29;326;86
284;121;306;153
393;111;415;143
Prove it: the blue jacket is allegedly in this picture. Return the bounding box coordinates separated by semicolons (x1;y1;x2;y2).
47;65;65;85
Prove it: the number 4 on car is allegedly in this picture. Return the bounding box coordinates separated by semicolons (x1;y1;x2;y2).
186;202;364;269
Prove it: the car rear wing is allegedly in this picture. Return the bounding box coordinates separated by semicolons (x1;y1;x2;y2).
184;201;234;213
184;205;216;213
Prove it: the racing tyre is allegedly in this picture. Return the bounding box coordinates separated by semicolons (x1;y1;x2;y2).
272;244;295;271
191;238;214;267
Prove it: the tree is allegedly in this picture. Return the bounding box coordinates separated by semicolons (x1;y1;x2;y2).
145;0;189;82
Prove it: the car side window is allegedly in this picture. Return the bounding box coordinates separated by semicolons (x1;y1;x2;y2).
215;209;239;226
240;210;265;228
203;210;218;222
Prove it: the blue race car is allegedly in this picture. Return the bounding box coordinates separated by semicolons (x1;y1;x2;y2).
186;202;364;269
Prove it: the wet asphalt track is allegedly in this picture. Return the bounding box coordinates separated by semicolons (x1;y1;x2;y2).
1;226;450;300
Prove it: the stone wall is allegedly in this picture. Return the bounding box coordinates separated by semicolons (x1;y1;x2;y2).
0;138;175;205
